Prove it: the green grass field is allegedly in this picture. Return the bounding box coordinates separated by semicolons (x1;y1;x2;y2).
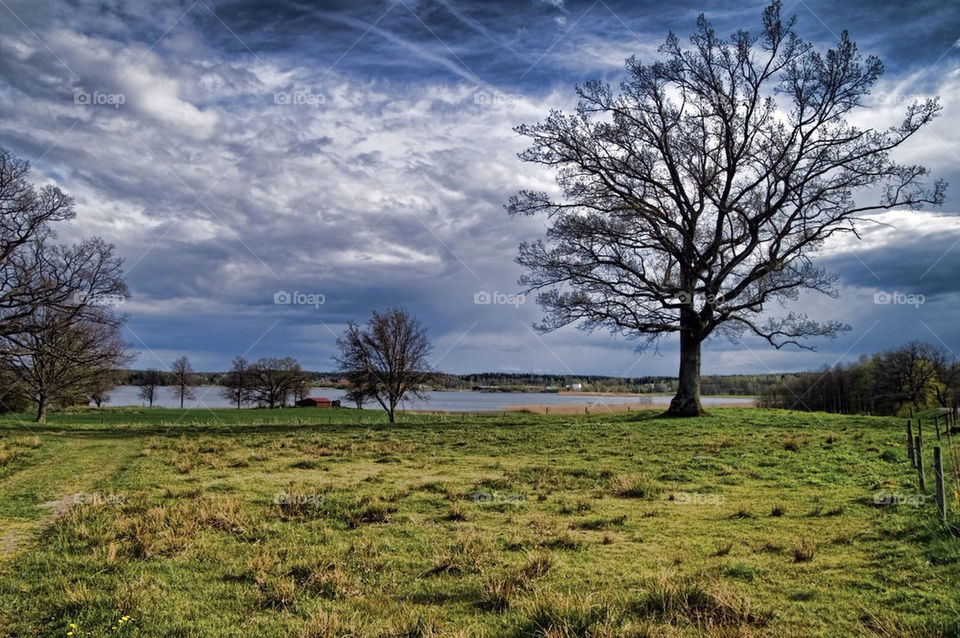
0;407;957;636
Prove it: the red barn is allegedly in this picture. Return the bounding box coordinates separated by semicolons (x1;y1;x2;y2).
295;397;339;407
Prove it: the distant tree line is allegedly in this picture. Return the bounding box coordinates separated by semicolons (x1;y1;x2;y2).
452;372;780;395
122;368;337;388
118;369;783;397
758;341;959;415
117;368;785;399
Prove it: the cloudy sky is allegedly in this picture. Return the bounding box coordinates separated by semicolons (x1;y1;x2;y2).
0;0;958;376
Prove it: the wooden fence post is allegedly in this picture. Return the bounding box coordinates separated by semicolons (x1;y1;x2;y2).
934;447;946;524
907;420;915;466
915;435;925;491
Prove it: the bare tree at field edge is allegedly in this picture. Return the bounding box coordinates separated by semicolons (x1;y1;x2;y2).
509;1;945;416
336;308;433;423
138;369;162;407
170;356;198;409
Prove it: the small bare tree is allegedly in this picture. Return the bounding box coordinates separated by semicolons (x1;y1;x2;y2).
220;356;254;409
509;2;945;416
139;369;162;407
336;308;433;423
875;342;944;411
170;356;198;409
343;382;373;410
87;368;122;407
291;369;313;403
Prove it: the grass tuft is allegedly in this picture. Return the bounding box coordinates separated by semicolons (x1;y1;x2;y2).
610;474;661;499
791;539;816;562
631;569;768;628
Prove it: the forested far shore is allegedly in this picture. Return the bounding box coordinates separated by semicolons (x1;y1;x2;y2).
117;369;784;396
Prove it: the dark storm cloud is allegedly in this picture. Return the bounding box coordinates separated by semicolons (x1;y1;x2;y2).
0;0;957;374
823;215;960;301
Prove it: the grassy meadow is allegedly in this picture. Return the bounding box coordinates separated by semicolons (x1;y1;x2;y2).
0;406;957;636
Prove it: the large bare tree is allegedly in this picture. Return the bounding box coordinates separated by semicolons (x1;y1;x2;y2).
336;308;432;423
0;147;133;420
0;147;77;335
0;234;130;421
509;2;945;416
3;311;130;421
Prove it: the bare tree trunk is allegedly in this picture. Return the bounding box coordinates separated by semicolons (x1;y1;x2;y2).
667;327;705;417
35;395;47;422
179;387;185;409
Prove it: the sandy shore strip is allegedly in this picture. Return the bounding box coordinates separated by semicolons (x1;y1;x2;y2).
505;402;651;415
505;399;755;415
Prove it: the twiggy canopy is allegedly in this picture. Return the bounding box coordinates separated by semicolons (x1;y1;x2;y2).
0;147;80;335
509;1;945;416
336;308;433;423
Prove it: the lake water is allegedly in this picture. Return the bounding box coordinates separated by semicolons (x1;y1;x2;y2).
97;386;754;411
